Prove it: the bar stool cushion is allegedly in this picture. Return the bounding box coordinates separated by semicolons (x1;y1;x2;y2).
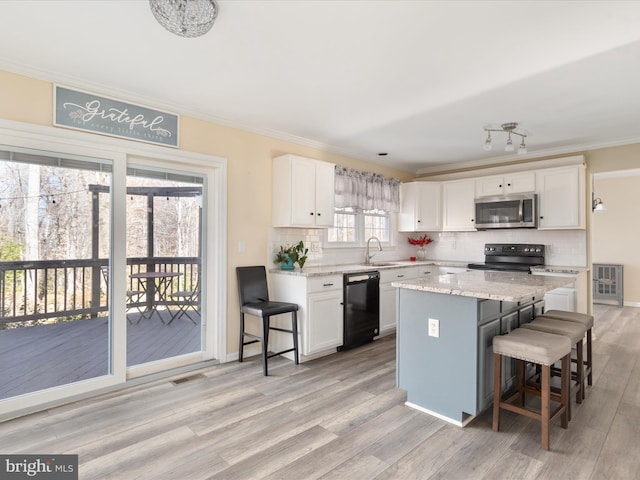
543;310;594;329
241;300;299;317
521;317;587;345
493;328;571;366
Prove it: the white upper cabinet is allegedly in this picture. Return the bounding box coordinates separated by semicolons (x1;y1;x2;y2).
475;172;536;197
398;182;441;231
272;154;335;228
442;179;477;231
536;165;585;229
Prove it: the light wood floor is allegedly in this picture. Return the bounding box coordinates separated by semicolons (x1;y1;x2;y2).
0;304;638;479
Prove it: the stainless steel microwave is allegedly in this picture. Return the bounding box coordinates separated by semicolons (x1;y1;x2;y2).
474;194;537;229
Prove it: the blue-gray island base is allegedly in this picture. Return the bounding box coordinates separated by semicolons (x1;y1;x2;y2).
393;270;572;426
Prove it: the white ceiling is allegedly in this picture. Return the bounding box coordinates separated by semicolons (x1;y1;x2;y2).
2;0;640;173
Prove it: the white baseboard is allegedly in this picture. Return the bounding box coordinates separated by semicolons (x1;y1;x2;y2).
224;345;262;363
405;401;475;427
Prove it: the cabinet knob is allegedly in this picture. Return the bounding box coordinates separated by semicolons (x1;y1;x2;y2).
323;283;334;287
540;216;544;219
507;183;511;186
317;212;321;216
499;184;502;188
417;220;421;223
310;212;314;216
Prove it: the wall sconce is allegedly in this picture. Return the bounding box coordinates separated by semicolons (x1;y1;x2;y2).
482;122;528;155
592;176;605;212
592;194;605;212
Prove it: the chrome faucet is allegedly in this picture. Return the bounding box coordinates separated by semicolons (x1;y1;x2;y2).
365;236;382;265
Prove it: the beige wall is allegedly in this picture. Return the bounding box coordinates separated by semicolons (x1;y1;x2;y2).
585;144;640;305
591;172;640;304
0;70;413;356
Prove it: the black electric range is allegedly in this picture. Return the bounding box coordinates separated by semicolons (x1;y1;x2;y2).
467;243;545;273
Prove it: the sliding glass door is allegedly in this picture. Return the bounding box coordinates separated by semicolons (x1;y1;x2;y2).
0;124;224;418
0;147;112;400
125;166;204;367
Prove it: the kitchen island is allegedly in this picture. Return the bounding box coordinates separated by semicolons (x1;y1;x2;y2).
392;270;573;426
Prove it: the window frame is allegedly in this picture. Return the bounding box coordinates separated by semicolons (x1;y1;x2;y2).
324;208;396;249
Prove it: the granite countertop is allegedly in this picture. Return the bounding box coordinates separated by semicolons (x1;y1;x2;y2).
269;260;470;277
269;259;587;278
530;265;589;274
391;270;573;303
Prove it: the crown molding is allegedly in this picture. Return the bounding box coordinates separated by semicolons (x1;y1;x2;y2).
415;136;640;176
2;60;639;176
594;168;640;179
0;61;395;169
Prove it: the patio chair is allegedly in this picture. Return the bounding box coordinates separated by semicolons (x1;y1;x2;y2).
169;276;200;325
101;266;145;324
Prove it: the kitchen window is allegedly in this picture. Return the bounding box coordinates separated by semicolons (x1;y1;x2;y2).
329;166;399;247
364;209;390;242
327;208;392;245
327;207;357;243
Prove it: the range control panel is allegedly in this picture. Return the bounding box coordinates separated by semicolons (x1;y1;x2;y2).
484;243;545;257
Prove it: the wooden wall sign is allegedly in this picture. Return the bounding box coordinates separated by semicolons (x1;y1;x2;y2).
54;85;179;148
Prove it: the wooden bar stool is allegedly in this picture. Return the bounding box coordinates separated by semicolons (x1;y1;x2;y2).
493;328;571;451
543;310;594;390
520;317;587;408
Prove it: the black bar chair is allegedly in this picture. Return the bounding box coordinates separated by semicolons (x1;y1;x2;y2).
236;266;299;375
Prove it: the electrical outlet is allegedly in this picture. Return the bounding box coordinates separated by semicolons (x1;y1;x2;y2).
310;242;320;252
428;318;440;338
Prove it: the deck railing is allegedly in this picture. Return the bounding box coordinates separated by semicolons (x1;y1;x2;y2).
0;257;199;327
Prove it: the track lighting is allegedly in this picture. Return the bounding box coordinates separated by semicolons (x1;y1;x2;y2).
482;122;528;155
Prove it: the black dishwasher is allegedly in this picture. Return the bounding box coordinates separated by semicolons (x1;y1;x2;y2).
339;271;380;351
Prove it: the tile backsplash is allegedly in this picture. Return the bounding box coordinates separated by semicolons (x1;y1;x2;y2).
268;227;587;268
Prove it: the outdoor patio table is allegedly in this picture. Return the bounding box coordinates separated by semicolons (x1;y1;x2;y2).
130;271;182;323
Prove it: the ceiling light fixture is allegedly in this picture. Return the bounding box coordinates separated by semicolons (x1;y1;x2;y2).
482;122;528;155
149;0;218;38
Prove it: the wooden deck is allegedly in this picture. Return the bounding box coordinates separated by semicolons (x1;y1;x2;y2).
0;309;201;400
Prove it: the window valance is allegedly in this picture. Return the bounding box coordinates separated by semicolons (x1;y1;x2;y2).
334;166;400;212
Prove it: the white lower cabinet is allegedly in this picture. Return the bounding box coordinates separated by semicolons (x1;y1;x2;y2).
543;287;577;312
270;273;343;361
379;267;418;334
531;270;588;314
307;287;343;354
